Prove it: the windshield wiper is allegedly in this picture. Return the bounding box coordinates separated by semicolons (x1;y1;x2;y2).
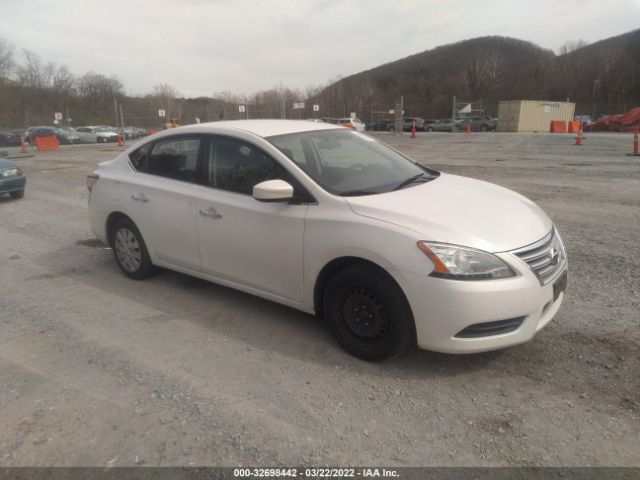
340;189;378;196
393;173;428;191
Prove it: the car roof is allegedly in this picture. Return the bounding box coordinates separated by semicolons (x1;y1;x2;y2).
158;119;342;138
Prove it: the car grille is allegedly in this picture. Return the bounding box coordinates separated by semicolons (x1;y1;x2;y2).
513;228;567;285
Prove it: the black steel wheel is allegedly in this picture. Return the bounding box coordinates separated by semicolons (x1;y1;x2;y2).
323;266;415;361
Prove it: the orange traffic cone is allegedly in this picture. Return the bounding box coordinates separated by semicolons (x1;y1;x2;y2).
466;122;471;135
575;126;584;146
20;135;28;153
117;133;123;146
627;128;639;157
411;120;416;138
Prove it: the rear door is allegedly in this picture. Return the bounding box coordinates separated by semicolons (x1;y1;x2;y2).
123;135;203;271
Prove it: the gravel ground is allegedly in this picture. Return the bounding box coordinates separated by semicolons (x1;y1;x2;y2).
0;131;638;467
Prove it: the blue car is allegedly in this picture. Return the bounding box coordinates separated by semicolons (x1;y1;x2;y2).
0;157;26;199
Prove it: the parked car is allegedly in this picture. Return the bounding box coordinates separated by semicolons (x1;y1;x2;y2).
459;116;496;132
366;119;394;132
88;120;567;360
387;117;427;132
76;126;119;143
426;119;461;132
574;115;592;127
25;126;80;145
0;157;26;199
335;117;366;132
0;130;21;147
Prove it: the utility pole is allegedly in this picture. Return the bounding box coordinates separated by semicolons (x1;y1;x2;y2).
114;99;119;129
280;93;286;119
452;95;457;133
119;104;125;143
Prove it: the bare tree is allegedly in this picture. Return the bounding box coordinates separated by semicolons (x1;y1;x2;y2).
16;50;46;89
558;39;589;55
0;36;15;78
153;83;180;119
464;48;505;99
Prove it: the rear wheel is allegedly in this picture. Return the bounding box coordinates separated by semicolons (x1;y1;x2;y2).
427;127;434;132
323;266;415;361
10;189;24;199
109;218;155;280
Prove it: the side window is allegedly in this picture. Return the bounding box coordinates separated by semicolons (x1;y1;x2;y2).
206;137;289;195
129;142;152;171
145;137;201;183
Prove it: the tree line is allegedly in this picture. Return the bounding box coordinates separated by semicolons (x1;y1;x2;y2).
312;31;640;120
1;30;639;129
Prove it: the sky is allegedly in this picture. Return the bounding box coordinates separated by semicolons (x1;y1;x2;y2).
1;0;639;97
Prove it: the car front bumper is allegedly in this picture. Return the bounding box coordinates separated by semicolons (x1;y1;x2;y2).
0;175;26;194
401;256;567;354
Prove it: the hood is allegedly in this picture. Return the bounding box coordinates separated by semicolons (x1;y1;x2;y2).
0;158;17;169
345;173;552;252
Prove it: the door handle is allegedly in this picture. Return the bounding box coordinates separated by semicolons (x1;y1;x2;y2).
131;193;149;202
199;207;222;219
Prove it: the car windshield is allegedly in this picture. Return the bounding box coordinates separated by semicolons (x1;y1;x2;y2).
267;129;438;196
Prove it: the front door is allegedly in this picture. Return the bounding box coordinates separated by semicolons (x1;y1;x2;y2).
194;135;306;302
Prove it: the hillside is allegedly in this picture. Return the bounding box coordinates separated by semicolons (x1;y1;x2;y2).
314;30;640;119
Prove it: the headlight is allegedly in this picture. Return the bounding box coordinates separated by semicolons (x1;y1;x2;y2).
417;241;516;280
1;168;18;177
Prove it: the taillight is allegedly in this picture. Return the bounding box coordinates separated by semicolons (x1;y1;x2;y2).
87;174;100;192
343;123;353;129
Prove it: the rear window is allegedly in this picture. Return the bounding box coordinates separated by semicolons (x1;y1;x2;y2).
129;142;152;170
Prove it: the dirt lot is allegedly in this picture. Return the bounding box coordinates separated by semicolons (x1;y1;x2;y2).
0;131;638;467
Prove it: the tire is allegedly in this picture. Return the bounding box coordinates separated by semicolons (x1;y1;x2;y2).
387;125;395;133
109;218;155;280
322;266;415;361
10;189;24;199
427;127;434;132
481;125;488;132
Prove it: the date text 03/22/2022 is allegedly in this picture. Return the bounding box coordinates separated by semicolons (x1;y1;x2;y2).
233;467;399;478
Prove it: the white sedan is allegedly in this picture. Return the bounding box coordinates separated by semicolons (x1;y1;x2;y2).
87;120;567;360
76;126;119;143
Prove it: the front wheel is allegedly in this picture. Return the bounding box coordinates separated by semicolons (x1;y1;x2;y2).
110;218;155;280
10;189;24;199
323;267;415;361
427;127;434;132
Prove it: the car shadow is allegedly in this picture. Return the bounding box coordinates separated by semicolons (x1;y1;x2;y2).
29;237;640;405
25;239;514;377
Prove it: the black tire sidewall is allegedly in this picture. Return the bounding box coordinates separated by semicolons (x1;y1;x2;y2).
323;267;415;361
110;218;154;280
10;190;24;199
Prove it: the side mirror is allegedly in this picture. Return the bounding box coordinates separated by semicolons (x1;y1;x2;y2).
253;179;294;202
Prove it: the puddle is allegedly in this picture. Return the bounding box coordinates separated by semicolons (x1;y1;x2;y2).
75;238;110;249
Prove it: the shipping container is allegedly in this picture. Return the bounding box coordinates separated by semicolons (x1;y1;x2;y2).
497;100;576;133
